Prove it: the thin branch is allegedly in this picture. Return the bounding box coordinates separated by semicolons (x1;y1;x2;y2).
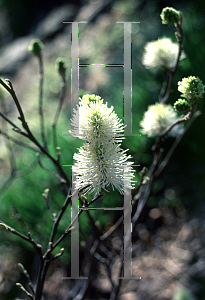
109;246;124;300
0;78;28;126
79;194;103;238
0;129;39;152
49;248;65;262
36;153;67;183
50;193;103;252
16;283;34;300
0;221;42;256
38;54;47;149
0;78;70;186
161;100;199;136
34;186;73;299
155;110;201;177
0;98;36;196
1;97;16;172
152;99;200;154
42;189;57;222
18;263;35;296
0;110;27;135
131;167;149;196
160;12;183;104
101;215;123;242
52;79;66;150
48;186;72;246
132;150;161;227
159;69;170;102
131;103;200;229
65;239;100;300
0;96;16;192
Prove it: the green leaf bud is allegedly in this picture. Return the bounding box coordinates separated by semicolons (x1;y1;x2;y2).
81;194;88;204
174;99;191;112
178;76;205;103
28;39;44;56
80;94;102;105
160;7;180;26
142;176;149;185
55;57;67;78
140;167;148;177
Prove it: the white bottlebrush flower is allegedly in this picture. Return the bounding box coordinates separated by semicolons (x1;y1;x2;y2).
70;94;125;145
70;94;135;195
73;142;135;195
140;103;182;137
142;37;185;71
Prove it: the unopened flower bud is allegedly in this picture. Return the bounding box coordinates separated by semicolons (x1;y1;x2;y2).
28;39;44;56
160;7;180;26
174;99;191;112
140;167;148;177
55;58;67;78
81;195;88;204
178;76;205;103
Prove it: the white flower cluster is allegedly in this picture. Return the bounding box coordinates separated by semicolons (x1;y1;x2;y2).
142;37;184;71
70;94;124;145
140;103;182;137
70;94;135;195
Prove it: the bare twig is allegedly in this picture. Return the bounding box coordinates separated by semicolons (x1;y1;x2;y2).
0;221;42;256
38;54;47;149
160;12;183;104
42;189;57;222
109;246;124;300
0;129;39;151
51;193;104;251
155;110;201;177
0;110;27;135
49;248;65;262
0;78;70;187
159;70;170;101
52;78;66;150
79;194;103;238
48;186;72;246
16;282;34;300
18;263;35;296
34;192;103;300
0;97;36;196
36;153;67;183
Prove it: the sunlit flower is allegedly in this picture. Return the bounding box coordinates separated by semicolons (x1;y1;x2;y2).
70;94;135;195
70;94;125;146
142;38;184;71
73;142;135;195
140;103;182;137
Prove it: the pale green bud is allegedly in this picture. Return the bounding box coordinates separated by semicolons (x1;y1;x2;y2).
174;99;191;112
28;39;44;56
55;57;67;78
178;76;205;103
160;7;180;26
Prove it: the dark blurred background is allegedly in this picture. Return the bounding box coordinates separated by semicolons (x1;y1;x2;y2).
0;0;205;299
